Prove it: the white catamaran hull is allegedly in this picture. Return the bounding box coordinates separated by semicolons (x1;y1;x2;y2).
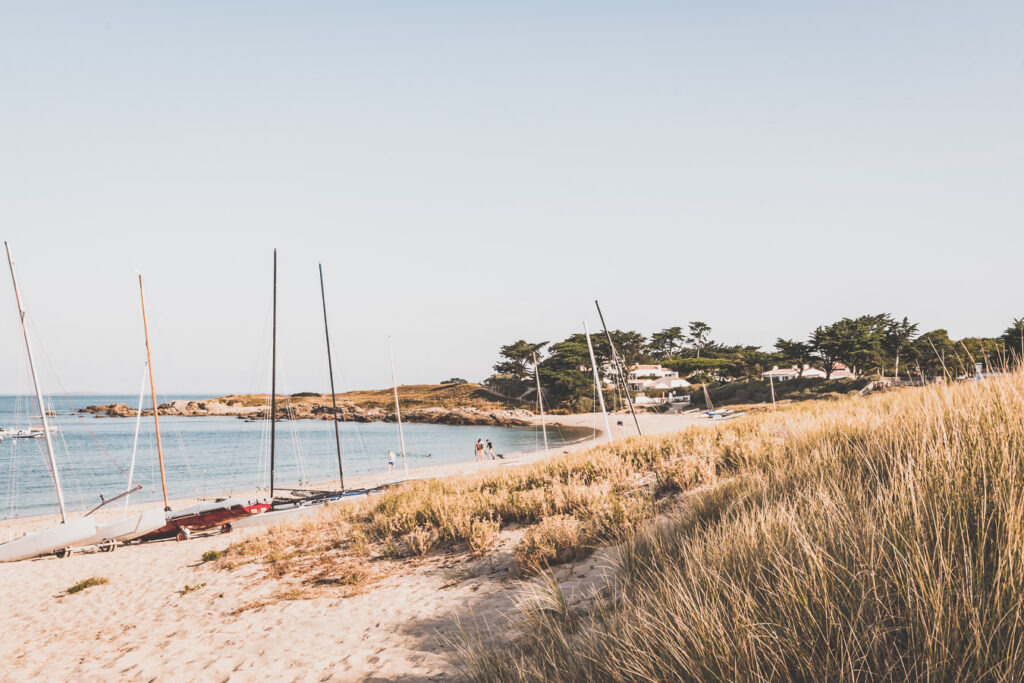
0;516;97;562
81;507;168;546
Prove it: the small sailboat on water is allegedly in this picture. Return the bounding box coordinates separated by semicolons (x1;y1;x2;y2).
0;242;97;562
386;336;410;480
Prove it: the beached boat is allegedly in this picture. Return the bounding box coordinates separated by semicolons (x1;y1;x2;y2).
594;300;642;435
131;274;257;542
137;497;265;541
0;242;97;562
0;517;98;563
267;255;356;509
81;507;169;550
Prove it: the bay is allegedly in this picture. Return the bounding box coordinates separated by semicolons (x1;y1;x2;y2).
0;394;592;519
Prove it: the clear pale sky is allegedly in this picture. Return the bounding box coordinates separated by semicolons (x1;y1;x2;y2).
1;2;1021;395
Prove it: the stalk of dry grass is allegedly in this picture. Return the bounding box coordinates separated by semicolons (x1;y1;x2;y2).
462;374;1024;681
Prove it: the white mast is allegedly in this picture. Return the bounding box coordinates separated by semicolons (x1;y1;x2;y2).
4;242;67;523
387;337;409;477
124;364;148;515
533;352;548;456
584;321;613;444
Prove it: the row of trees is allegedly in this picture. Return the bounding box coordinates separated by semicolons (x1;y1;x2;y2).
487;316;1024;410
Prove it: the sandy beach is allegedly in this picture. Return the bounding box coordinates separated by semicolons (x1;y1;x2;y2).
0;410;709;681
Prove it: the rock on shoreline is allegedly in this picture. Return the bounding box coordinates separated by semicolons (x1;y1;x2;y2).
80;400;534;427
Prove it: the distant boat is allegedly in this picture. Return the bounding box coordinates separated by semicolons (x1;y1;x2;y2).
0;242;97;562
0;426;56;439
387;336;410;479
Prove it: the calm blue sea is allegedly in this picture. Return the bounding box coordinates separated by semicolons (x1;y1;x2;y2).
0;394;592;519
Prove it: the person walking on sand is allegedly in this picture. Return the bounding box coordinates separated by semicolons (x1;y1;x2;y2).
475;439;484;462
387;449;396;472
486;439;495;460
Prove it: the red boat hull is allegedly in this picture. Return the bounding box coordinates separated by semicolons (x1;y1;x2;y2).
137;500;259;542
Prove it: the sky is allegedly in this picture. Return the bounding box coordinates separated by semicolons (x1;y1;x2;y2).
1;1;1021;395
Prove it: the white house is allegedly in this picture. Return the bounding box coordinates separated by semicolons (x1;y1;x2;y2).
640;376;691;391
762;363;854;381
830;362;855;379
629;364;678;381
762;364;828;381
763;365;800;381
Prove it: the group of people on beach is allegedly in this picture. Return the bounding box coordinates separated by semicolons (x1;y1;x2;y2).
384;439;498;472
475;438;496;461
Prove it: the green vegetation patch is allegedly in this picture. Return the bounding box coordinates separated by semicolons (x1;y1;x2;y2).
67;576;108;594
201;549;227;563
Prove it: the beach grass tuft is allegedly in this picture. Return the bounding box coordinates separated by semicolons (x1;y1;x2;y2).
200;549;226;563
66;576;108;594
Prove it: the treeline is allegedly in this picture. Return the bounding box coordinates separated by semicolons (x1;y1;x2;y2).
487;316;1024;411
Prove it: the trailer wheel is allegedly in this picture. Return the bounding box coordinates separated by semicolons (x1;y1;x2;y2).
176;531;187;542
55;548;69;559
221;523;233;534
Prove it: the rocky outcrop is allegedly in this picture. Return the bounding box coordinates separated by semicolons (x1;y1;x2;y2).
81;401;534;426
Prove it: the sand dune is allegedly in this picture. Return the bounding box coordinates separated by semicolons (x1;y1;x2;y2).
0;411;706;681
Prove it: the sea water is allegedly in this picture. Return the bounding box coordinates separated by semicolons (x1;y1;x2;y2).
0;394;593;519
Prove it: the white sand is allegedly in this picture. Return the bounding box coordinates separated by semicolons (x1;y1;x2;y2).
0;410;709;681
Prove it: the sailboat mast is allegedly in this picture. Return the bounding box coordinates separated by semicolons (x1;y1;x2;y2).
703;384;715;411
584;322;613;444
270;249;278;499
319;263;344;491
124;364;148;514
5;242;67;523
139;275;169;510
594;300;642;435
387;337;408;477
533;352;549;455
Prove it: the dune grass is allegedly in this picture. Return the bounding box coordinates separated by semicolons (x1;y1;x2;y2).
217;428;721;580
460;374;1024;681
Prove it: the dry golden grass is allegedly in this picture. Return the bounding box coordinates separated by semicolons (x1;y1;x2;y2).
216;427;721;581
461;374;1024;681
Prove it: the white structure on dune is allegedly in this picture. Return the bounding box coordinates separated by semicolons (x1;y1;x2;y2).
762;363;855;381
627;364;691;391
629;364;678;381
627;363;691;405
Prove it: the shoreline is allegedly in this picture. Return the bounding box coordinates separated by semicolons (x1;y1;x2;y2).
0;411;700;538
0;409;711;680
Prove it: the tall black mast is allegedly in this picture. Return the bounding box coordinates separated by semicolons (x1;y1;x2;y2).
319;263;344;491
594;299;642;435
270;249;278;499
